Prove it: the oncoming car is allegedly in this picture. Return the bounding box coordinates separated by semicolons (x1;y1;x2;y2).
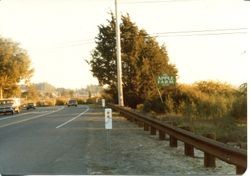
67;99;78;107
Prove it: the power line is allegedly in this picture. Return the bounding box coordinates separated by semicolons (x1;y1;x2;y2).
120;0;200;4
152;28;247;35
38;27;247;49
151;28;247;37
154;31;247;38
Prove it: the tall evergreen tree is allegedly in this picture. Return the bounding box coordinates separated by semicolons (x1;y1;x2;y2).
90;13;177;108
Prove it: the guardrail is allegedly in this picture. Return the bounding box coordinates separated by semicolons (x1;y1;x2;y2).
108;103;247;175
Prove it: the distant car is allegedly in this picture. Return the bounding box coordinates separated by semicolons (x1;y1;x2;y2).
26;103;36;110
68;99;78;107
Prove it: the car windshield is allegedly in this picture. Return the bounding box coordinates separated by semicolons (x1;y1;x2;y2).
69;100;76;104
0;100;14;105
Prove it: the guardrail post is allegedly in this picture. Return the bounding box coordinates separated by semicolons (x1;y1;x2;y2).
236;165;246;175
132;118;136;122
170;136;177;147
133;117;137;123
134;119;137;124
203;133;216;168
184;143;194;157
159;130;166;140
236;143;247;175
126;116;131;121
181;127;194;157
150;126;157;135
138;121;144;127
144;123;149;131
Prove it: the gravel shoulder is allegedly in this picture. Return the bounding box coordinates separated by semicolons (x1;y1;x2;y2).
82;106;236;175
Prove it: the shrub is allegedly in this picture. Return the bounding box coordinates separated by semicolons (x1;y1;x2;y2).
77;98;86;104
86;97;98;104
231;83;247;120
36;99;55;106
136;104;144;111
143;101;152;113
151;99;166;113
142;99;166;114
161;82;239;120
55;98;66;106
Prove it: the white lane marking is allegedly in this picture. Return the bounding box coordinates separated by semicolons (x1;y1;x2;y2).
56;107;89;129
0;112;35;121
0;107;64;128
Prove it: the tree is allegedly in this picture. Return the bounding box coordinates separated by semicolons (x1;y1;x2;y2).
21;84;39;102
89;13;177;108
0;37;33;98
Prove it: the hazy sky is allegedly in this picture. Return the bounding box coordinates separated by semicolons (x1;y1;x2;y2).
0;0;248;89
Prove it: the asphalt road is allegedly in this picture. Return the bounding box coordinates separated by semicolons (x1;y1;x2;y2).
0;105;100;175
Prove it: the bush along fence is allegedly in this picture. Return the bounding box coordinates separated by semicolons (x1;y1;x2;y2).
108;104;247;175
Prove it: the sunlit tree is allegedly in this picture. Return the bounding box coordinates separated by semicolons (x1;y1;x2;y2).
0;37;33;98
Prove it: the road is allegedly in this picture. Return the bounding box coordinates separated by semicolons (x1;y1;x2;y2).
0;105;235;175
0;105;94;175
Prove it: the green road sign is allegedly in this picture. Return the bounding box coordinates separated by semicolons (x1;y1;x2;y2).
157;74;176;86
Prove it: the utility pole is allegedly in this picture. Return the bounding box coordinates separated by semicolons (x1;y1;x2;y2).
0;88;2;99
115;0;124;106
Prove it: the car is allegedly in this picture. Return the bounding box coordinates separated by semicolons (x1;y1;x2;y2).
0;99;20;115
26;103;36;110
67;99;78;107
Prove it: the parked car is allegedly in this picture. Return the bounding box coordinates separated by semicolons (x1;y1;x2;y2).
26;103;36;110
0;98;21;115
67;99;78;107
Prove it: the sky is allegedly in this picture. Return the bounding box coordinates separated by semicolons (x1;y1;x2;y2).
0;0;249;89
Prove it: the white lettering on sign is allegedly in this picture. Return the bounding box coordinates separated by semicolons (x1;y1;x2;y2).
157;74;176;86
105;108;112;129
102;99;105;107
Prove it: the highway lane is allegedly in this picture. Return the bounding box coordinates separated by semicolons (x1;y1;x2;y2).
0;105;91;175
0;106;64;128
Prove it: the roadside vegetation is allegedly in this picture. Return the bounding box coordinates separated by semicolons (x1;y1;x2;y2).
143;81;247;144
89;13;247;144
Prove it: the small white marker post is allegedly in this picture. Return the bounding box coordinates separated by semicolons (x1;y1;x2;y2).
102;99;105;108
105;108;112;152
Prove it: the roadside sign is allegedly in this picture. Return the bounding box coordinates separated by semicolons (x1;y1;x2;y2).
157;74;176;86
102;99;105;107
105;108;112;129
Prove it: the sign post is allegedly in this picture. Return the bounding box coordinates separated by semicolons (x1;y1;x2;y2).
105;108;112;130
105;108;112;153
153;74;176;103
102;99;105;108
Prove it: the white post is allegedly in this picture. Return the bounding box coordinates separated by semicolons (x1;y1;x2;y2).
102;99;105;107
105;108;112;129
115;0;124;106
105;108;112;152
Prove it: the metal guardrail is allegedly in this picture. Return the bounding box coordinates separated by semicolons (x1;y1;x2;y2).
108;103;247;175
